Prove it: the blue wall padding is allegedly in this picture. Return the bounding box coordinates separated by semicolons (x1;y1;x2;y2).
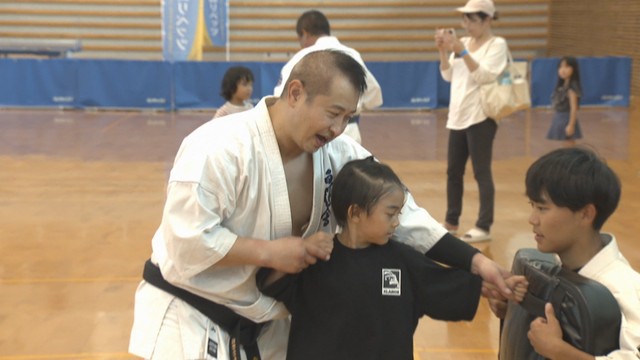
0;57;631;110
530;57;631;107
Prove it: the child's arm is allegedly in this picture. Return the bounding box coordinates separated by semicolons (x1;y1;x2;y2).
487;297;508;319
565;89;579;137
528;303;595;360
484;274;528;319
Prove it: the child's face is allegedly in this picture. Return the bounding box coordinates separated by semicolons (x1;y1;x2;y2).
358;187;404;246
528;192;582;256
558;60;574;81
233;79;253;102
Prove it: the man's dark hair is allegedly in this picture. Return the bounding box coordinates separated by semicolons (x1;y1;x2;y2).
525;147;621;230
296;10;330;37
220;66;254;101
284;50;367;101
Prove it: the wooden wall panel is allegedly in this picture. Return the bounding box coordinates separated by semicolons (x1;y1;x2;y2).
0;0;161;60
547;0;640;97
219;0;549;62
0;0;549;62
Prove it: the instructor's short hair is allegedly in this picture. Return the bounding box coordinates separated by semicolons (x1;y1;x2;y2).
283;50;367;101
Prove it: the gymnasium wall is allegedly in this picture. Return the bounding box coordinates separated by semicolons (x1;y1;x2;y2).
215;0;549;62
0;0;635;104
0;0;548;61
547;0;640;97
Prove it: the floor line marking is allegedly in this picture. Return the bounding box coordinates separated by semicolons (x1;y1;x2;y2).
0;353;133;360
0;277;139;285
414;347;498;353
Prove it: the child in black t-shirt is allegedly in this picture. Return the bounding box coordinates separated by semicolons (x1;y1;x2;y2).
258;156;526;360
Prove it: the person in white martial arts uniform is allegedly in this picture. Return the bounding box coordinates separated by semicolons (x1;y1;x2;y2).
129;49;515;360
273;9;382;144
518;147;639;360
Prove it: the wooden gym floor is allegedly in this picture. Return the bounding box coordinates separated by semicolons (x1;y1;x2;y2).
0;105;638;359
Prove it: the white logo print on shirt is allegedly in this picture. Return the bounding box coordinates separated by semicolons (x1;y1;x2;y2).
382;269;401;296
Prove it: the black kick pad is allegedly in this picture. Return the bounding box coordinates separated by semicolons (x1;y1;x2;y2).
499;248;621;359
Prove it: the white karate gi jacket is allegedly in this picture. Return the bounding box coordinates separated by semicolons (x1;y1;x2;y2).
580;234;640;360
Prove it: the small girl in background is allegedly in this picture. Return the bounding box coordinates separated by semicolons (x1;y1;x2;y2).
546;56;583;143
213;66;254;119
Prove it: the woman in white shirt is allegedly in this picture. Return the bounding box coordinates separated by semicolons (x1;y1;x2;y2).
435;0;508;243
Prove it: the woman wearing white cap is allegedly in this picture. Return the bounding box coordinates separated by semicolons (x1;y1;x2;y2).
435;0;507;243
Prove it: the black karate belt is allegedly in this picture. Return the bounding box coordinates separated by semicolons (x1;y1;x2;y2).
499;248;621;360
142;259;265;360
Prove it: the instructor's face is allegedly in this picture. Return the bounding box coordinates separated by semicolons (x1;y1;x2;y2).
297;76;359;152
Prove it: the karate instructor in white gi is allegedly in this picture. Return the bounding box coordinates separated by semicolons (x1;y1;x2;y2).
129;49;515;360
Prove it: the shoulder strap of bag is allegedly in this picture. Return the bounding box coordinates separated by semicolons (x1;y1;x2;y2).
508;50;529;80
489;38;524;79
482;37;511;76
482;36;497;58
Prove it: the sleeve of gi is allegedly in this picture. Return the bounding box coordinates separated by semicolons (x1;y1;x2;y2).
157;135;244;282
360;67;383;110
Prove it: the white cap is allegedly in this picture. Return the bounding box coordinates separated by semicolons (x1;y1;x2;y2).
456;0;496;18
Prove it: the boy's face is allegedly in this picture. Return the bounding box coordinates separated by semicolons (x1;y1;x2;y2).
298;30;315;48
528;192;583;255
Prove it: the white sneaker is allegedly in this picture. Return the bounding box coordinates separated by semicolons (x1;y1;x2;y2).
462;228;491;243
